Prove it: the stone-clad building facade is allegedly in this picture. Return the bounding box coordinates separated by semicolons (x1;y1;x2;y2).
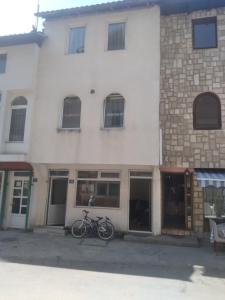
160;7;225;169
160;3;225;234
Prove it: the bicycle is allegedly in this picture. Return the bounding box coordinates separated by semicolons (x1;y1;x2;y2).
71;210;115;241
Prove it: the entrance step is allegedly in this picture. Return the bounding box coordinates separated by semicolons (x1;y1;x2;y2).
161;228;191;236
124;233;200;248
33;226;65;236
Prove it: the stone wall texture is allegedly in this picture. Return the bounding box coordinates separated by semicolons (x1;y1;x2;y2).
160;8;225;169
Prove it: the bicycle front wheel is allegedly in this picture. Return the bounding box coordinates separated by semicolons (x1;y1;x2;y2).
71;220;86;238
97;221;115;241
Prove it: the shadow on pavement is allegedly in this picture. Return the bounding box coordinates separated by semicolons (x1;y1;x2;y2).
0;230;225;282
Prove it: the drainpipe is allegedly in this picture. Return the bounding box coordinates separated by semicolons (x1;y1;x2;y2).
0;171;9;229
25;171;33;231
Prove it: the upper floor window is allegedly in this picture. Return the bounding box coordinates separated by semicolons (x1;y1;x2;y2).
9;96;27;142
104;93;125;128
192;17;217;49
68;27;86;54
193;92;221;130
0;54;7;74
108;22;125;51
62;96;81;129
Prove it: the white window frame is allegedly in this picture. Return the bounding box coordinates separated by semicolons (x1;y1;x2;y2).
9;98;27;143
76;170;121;209
67;26;86;55
59;96;81;131
103;93;125;129
0;53;7;74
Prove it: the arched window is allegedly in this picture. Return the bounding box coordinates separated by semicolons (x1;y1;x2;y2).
9;96;27;142
62;96;81;129
104;93;125;128
193;92;221;130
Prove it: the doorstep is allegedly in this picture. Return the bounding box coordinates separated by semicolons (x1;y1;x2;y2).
161;228;191;236
124;233;201;248
33;226;65;236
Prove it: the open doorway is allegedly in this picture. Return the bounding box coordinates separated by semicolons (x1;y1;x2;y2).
129;173;152;232
47;177;68;226
162;173;185;229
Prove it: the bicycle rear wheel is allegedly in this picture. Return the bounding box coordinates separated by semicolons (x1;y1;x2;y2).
97;221;115;240
71;220;86;238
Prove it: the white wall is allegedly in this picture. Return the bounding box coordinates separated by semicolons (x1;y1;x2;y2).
0;44;40;155
31;163;161;234
30;6;160;166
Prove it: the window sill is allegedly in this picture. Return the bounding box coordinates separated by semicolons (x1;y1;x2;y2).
75;205;120;210
5;140;24;144
106;48;126;52
100;126;125;131
57;128;81;132
193;46;217;50
66;52;85;56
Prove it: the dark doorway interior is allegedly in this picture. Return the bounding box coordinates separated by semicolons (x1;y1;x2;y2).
47;178;68;226
163;174;185;229
129;179;151;231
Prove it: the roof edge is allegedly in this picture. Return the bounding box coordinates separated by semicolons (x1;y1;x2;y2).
36;0;158;20
0;31;46;48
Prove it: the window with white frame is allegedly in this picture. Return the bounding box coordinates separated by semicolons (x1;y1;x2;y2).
104;93;125;128
68;27;86;54
62;96;81;129
76;171;120;208
108;22;125;51
9;96;27;142
0;54;7;74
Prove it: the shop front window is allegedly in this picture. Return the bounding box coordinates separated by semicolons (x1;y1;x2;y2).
76;171;120;208
204;187;225;217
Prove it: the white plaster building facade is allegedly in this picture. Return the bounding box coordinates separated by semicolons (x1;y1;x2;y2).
0;1;162;235
0;32;45;229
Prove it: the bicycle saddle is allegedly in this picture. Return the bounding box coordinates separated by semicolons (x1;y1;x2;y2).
83;210;89;214
96;216;103;220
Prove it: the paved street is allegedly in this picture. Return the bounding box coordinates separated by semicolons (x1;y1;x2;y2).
0;230;224;300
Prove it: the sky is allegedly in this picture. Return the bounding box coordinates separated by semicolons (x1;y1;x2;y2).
0;0;118;35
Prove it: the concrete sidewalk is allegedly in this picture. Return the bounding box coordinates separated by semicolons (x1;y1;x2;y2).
0;230;225;300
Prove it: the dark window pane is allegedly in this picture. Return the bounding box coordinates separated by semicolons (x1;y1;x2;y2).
97;183;107;196
22;198;28;206
193;17;217;49
130;172;152;178
62;97;81;128
109;183;120;197
14;180;22;188
13;189;21;196
76;180;120;208
12;198;20;214
21;207;27;214
104;94;124;128
108;23;125;50
12;96;27;106
0;54;7;73
9;108;26;141
49;170;69;177
14;171;30;177
101;172;120;178
68;27;85;54
78;171;98;179
51;179;68;205
194;93;221;130
23;181;29;197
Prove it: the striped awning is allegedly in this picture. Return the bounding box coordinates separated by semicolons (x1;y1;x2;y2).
196;170;225;188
